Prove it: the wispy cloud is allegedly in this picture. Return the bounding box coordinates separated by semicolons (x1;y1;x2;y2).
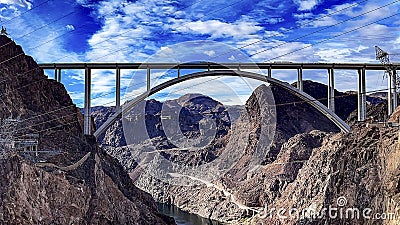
1;0;398;107
0;0;32;9
293;0;322;11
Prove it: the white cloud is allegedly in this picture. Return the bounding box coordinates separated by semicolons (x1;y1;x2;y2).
65;24;75;31
169;19;263;39
315;48;352;62
293;13;313;19
295;2;359;28
293;0;321;11
265;17;285;24
204;50;215;56
239;38;318;62
395;37;400;45
0;0;32;9
309;16;338;27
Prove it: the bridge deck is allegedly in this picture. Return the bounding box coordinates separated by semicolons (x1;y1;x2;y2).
38;62;399;70
36;62;399;136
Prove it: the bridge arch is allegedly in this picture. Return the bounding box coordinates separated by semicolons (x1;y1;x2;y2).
93;70;350;138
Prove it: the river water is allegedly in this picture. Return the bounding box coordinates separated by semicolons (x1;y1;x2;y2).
157;203;224;225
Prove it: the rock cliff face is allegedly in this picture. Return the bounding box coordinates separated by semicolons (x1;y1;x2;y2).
0;36;174;224
0;142;174;224
252;123;400;225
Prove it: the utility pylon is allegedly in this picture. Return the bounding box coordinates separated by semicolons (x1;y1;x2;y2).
375;46;398;115
0;117;19;158
376;46;400;149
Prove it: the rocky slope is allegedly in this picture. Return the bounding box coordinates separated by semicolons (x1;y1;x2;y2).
251;122;400;225
0;35;174;224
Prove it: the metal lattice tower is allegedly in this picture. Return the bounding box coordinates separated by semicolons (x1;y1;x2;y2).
0;117;40;158
375;46;399;116
0;117;19;158
375;46;397;80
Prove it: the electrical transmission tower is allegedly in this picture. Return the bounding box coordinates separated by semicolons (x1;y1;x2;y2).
0;117;39;158
376;46;400;149
375;46;398;115
0;117;19;158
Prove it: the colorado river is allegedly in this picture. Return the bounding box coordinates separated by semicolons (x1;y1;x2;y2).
157;203;223;225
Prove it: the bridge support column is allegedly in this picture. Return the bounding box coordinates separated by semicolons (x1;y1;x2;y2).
388;71;397;115
84;67;92;135
147;66;151;91
297;68;303;91
268;66;272;78
57;69;62;82
393;70;399;110
328;68;335;112
116;67;121;111
54;68;62;82
357;68;366;121
388;74;392;115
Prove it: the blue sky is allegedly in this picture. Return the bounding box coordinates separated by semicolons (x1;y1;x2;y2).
0;0;399;106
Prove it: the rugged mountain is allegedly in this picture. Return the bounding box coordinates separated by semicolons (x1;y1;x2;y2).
93;94;239;148
95;80;385;149
101;82;349;222
0;35;174;224
92;70;396;223
138;84;399;224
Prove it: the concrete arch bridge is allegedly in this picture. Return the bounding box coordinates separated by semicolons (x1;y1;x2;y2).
37;62;399;137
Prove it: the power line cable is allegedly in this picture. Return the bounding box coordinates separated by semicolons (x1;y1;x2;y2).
210;0;371;60
76;0;399;102
259;12;400;62
0;1;397;126
1;0;51;24
243;0;400;61
14;82;393;136
0;10;77;51
24;0;387;91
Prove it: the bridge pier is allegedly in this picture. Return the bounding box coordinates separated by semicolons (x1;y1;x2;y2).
297;68;303;91
54;68;61;82
268;66;272;78
388;70;397;115
116;67;121;111
328;68;335;112
147;66;151;91
84;67;92;135
357;68;366;121
57;69;61;82
394;70;398;111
